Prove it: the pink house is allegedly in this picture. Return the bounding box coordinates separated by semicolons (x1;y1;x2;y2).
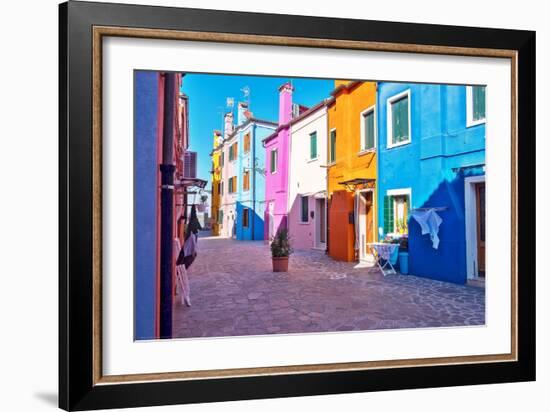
263;83;294;240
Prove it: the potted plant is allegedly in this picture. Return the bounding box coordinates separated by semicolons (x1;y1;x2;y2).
270;229;293;272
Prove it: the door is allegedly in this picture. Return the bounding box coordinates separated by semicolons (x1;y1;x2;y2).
357;193;367;260
365;191;374;249
357;191;374;261
475;182;486;276
316;198;326;247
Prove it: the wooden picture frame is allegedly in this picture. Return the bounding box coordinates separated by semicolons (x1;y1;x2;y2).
59;1;535;410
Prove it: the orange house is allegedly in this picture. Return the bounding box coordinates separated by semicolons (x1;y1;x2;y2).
327;81;378;263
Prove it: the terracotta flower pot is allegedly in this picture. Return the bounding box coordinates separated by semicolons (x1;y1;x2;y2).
272;256;289;272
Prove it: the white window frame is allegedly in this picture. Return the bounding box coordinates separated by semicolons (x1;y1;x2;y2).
386;89;412;149
466;85;487;128
309;131;319;161
386;188;412;236
359;105;376;154
270;148;278;174
328;127;337;165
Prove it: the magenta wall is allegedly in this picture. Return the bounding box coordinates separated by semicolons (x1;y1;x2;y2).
264;126;290;239
288;196;315;249
264;83;293;239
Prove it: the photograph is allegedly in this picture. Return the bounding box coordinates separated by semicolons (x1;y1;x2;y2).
54;1;537;409
134;71;487;340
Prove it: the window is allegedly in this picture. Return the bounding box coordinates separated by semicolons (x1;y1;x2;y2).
270;149;278;174
467;85;486;127
220;181;224;195
309;131;318;160
387;90;411;148
229;142;238;161
360;107;375;151
383;189;411;235
228;176;237;193
220;152;224;166
329;129;336;163
243;208;249;228
243;170;250;191
243;133;251;153
218;210;223;224
300;195;309;223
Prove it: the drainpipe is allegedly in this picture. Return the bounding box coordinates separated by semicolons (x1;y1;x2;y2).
375;83;380;242
251;127;256;240
159;72;176;339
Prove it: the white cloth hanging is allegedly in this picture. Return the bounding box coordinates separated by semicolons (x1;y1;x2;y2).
173;238;191;306
411;209;443;249
183;232;198;258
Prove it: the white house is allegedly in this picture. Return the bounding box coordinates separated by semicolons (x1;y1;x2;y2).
288;102;329;250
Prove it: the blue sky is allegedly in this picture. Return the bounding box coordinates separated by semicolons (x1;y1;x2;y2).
181;73;334;189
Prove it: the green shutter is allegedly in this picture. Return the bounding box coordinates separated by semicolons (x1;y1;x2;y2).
330;129;336;162
310;132;317;159
383;195;394;235
392;96;409;144
364;111;375;150
473;86;486;121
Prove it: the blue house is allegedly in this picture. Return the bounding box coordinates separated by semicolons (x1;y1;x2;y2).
134;71;162;339
233;103;277;241
377;82;486;284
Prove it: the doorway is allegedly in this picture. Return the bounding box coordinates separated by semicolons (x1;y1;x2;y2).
465;175;486;279
475;182;486;276
357;190;375;264
315;198;326;249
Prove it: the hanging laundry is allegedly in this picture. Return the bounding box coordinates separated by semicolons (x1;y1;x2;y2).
411;209;443;249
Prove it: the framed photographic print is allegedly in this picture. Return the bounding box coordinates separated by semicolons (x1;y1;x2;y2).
59;1;536;410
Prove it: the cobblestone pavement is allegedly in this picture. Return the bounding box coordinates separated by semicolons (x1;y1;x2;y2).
172;234;485;338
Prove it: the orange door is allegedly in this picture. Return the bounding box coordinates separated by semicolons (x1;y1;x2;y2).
328;191;354;261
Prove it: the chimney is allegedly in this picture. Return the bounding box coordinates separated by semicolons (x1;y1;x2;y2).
223;112;234;140
278;82;294;125
237;102;249;125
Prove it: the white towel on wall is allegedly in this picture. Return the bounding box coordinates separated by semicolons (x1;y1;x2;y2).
411;209;443;249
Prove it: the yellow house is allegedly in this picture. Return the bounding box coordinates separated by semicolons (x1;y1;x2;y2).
210;131;223;236
327;81;378;263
